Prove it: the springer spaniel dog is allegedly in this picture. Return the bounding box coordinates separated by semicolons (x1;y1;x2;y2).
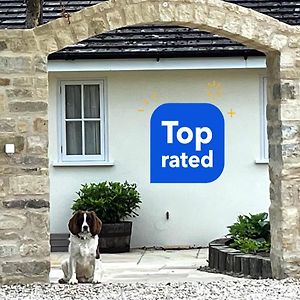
59;210;103;284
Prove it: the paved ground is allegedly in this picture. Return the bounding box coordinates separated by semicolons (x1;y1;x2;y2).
50;248;232;283
0;250;300;299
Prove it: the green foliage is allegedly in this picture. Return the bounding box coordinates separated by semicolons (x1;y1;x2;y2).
230;238;271;254
227;212;271;254
72;181;141;223
228;212;270;241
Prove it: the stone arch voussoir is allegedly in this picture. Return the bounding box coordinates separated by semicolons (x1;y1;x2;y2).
33;0;292;55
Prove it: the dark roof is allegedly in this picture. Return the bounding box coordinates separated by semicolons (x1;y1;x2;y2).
1;0;300;59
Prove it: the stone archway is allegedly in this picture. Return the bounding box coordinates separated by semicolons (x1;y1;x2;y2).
0;0;299;283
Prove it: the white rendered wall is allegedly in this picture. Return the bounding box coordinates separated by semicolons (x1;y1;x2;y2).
48;68;268;248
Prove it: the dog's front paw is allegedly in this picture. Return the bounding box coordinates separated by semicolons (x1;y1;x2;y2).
68;277;78;285
58;278;68;284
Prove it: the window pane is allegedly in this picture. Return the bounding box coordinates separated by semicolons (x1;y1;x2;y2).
85;121;101;155
84;85;100;118
66;121;82;155
66;85;81;119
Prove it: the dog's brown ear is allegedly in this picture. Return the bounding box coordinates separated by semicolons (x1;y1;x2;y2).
90;211;102;237
68;211;81;236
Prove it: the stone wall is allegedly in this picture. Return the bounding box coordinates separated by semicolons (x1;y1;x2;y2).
0;0;299;283
0;30;49;283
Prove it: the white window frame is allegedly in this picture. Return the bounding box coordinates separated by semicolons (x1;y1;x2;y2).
58;79;108;164
258;76;268;163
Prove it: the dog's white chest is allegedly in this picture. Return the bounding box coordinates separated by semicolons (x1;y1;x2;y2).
69;235;98;258
79;243;91;258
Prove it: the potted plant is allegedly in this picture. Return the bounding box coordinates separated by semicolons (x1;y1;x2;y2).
71;181;141;253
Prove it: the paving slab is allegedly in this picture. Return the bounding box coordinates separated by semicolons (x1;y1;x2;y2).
50;248;234;283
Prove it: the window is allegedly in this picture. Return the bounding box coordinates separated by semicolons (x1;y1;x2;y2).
259;76;268;162
59;80;107;163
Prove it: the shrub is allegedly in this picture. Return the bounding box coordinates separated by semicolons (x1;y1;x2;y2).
72;181;141;223
227;212;270;254
230;238;271;254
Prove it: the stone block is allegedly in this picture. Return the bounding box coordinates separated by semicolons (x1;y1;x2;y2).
3;199;49;209
0;41;7;51
194;4;209;21
106;10;125;30
6;88;34;100
20;155;48;167
289;36;300;48
281;81;298;100
282;143;300;161
0;177;8;197
123;4;143;25
0;119;16;132
38;37;58;55
0;243;19;258
35;88;48;100
13;77;34;87
9;175;48;195
35;77;48;88
2;260;50;276
88;18;108;37
270;34;288;50
174;4;194;23
267;104;280;120
9;101;47;113
0;78;10;86
0;94;5;112
34;55;48;73
0;213;26;230
33;118;48;133
20;242;50;257
0;56;32;73
55;29;79;49
27;135;48;154
159;2;176;22
17;119;30;133
0;274;49;285
25;210;49;241
0;232;20;240
282;124;300;141
69;23;88;45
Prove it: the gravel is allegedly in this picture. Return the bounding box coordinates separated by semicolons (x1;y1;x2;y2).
1;279;300;300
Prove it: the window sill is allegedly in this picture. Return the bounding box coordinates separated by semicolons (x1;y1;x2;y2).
255;159;269;164
52;160;115;167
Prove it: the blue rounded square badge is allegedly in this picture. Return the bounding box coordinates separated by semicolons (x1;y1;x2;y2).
150;103;224;183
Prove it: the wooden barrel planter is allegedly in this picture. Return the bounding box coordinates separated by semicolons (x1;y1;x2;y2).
98;221;132;253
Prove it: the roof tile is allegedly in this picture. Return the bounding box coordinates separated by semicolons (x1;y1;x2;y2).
1;0;299;58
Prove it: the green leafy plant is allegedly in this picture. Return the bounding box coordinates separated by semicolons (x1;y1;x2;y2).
72;181;141;223
227;212;271;254
230;238;271;254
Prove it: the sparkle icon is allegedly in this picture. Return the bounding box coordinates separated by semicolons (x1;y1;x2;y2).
227;109;236;117
208;81;222;100
137;91;159;112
